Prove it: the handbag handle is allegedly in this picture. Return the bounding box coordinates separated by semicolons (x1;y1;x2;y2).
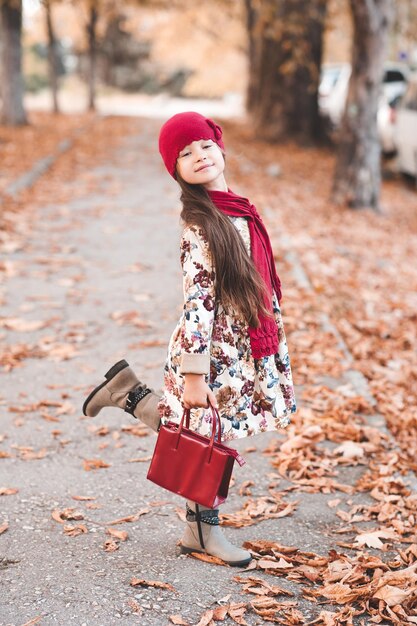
176;405;222;458
181;405;221;441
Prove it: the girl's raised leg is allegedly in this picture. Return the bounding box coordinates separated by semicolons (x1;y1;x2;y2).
82;360;161;432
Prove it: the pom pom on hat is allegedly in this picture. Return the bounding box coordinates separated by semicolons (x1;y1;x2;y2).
158;111;225;179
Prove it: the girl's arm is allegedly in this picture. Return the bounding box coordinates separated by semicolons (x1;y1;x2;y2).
179;226;217;409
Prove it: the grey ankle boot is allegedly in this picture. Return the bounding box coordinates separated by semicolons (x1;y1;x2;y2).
180;501;252;567
82;360;161;432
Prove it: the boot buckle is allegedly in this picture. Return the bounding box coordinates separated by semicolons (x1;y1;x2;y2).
125;386;152;416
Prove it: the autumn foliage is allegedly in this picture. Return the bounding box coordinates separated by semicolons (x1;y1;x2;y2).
1;114;416;624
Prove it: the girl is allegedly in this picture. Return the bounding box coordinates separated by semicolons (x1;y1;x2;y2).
83;111;296;567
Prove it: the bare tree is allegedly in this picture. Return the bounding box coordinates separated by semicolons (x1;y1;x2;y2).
43;0;60;113
245;0;328;144
85;0;98;111
0;0;27;125
332;0;394;210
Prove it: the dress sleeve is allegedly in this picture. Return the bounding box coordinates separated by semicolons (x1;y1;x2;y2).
179;225;216;375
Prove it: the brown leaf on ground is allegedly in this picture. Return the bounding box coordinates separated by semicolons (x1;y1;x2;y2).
71;495;95;501
88;425;110;437
54;401;75;416
40;412;60;423
0;521;9;534
121;423;150;437
233;575;293;597
221;495;297;527
135;339;166;348
21;617;43;626
243;540;298;556
0;487;18;496
0;317;52;332
257;557;294;570
130;578;176;592
63;524;88;537
9;399;64;413
52;508;84;524
86;502;101;510
305;609;352;626
106;528;128;541
250;598;300;623
83;458;111;471
110;310;151;329
354;528;397;549
13;446;48;461
226;602;249;625
238;480;254;496
103;539;119;552
317;582;367;604
193;609;214;626
372;583;415;607
212;605;228;620
186;552;228;566
127;598;142;615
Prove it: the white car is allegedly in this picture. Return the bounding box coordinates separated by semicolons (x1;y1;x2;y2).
394;75;417;177
319;62;409;127
377;93;402;156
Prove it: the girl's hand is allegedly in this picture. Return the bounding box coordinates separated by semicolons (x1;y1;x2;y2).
182;374;218;410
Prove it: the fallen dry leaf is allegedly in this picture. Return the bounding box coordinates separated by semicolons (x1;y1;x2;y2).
0;317;52;332
186;551;228;566
372;583;415;607
83;458;111;471
130;578;176;592
103;539;119;552
233;575;293;597
21;618;43;626
257;557;293;570
127;598;142;615
52;508;84;524
0;487;18;496
71;495;96;501
106;527;128;541
354;528;397;549
63;524;88;537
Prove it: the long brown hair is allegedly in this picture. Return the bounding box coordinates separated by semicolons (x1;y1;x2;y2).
176;172;269;327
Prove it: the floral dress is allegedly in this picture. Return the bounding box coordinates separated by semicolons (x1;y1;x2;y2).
158;218;297;441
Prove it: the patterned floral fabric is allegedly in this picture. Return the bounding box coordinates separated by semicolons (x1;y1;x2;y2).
158;217;297;441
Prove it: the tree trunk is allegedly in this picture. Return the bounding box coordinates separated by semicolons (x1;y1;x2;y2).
245;0;327;144
86;2;98;112
332;0;394;210
0;0;27;126
44;0;59;114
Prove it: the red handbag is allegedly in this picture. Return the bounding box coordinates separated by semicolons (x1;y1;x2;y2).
147;406;245;508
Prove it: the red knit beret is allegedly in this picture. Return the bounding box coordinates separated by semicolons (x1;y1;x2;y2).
158;111;225;179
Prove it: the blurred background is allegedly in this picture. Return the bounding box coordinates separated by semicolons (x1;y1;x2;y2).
1;0;417;206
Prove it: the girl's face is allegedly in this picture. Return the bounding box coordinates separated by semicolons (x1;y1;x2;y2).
176;139;226;190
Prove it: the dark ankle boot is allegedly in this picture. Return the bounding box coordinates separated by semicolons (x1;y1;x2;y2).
82;360;161;432
180;501;252;567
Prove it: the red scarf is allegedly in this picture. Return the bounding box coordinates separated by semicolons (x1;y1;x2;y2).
207;188;282;359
